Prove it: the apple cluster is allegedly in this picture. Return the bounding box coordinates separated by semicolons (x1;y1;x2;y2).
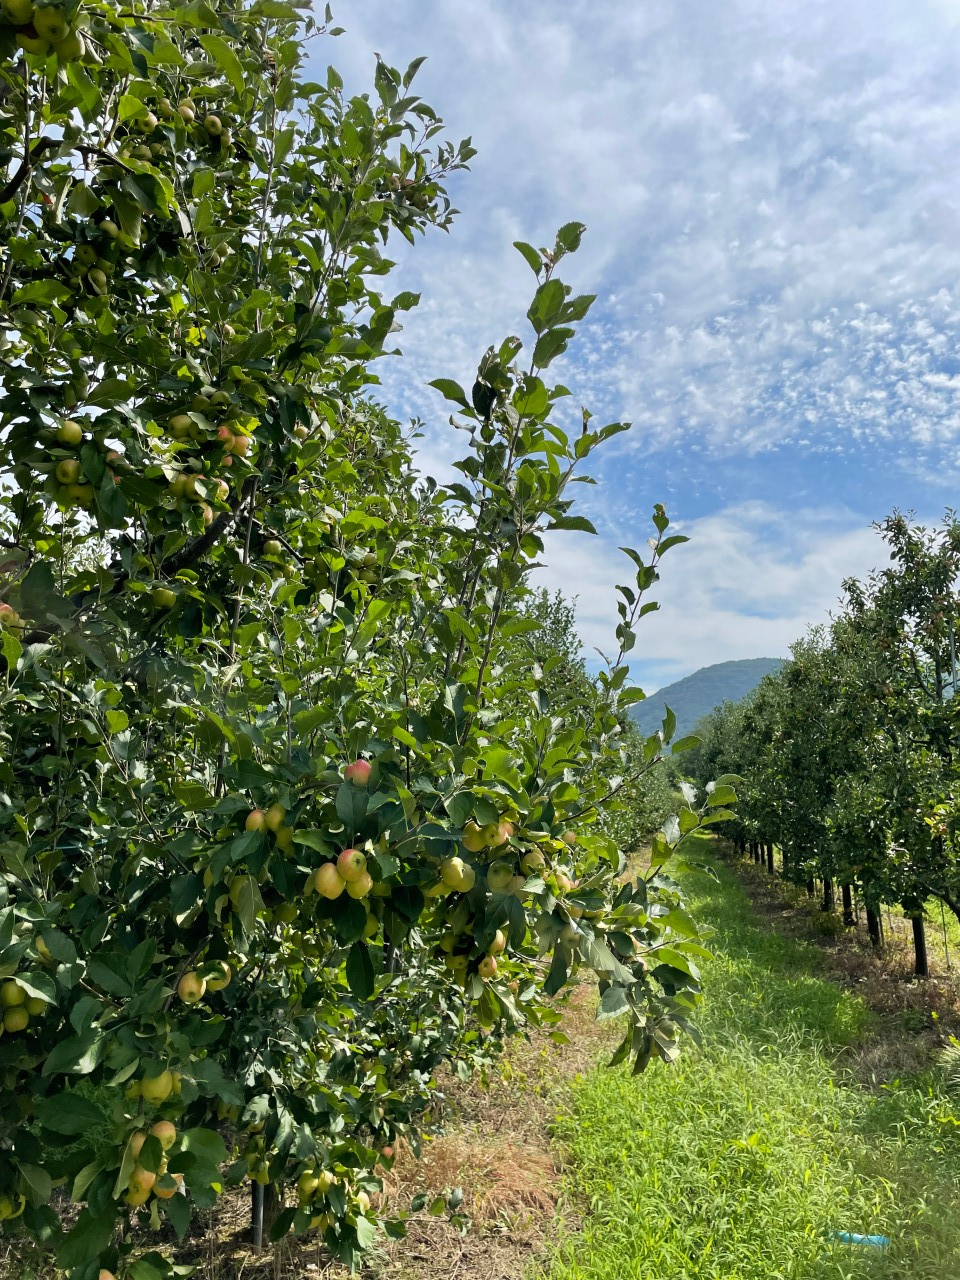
0;979;48;1035
0;0;88;61
122;1121;182;1207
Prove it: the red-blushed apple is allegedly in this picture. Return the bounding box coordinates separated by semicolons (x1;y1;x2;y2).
520;849;546;874
488;929;506;955
478;955;498;979
337;848;367;881
562;830;577;846
245;808;268;832
346;870;373;900
343;758;371;786
153;1172;183;1199
314;863;346;900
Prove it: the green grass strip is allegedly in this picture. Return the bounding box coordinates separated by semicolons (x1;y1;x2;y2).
532;836;960;1280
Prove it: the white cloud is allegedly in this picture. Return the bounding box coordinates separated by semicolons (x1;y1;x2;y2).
533;504;890;691
324;0;960;458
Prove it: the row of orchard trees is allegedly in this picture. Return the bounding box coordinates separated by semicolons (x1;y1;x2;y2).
690;513;960;978
0;2;723;1276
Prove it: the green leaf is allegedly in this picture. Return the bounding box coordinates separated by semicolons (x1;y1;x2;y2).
546;515;597;534
1;629;22;670
345;941;375;998
513;241;542;274
56;1208;117;1268
428;378;471;410
335;781;367;832
198;33;245;97
596;985;630;1020
35;1091;108;1136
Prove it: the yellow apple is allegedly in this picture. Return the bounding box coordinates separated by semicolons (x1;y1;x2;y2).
140;1068;174;1105
177;971;205;1004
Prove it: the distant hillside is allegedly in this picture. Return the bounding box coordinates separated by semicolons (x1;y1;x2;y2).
629;658;784;740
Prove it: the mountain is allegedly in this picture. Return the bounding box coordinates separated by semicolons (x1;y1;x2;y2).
628;658;784;740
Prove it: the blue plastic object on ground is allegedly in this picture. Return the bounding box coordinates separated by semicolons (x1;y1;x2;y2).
830;1231;890;1249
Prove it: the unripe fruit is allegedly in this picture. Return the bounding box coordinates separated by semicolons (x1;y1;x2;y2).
264;803;286;832
64;483;94;508
274;825;294;851
3;1007;28;1033
440;857;475;892
135;110;158;133
1;0;34;22
88;267;108;294
337;848;367;882
53;27;84;59
363;912;379;939
520;849;546;874
205;960;231;991
488;928;506;955
32;6;68;42
486;861;514;892
245;809;268;832
100;219;120;239
169;414;193;438
152;587;176;609
126;1165;155;1205
140;1068;174;1105
0;981;25;1008
343;759;371;786
57;419;83;445
35;936;55;966
55;459;81;485
159;97;174;117
297;1170;320;1202
204;114;223;136
177;971;206;1004
481;822;503;848
263;539;282;557
356;1189;371;1213
562;830;577;846
462;821;485;853
346;871;374;900
150;1120;177;1152
75;244;98;267
24;997;46;1016
177;103;195;124
129;1132;146;1160
314;863;346;900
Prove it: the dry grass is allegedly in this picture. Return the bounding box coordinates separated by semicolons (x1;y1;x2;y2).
0;979;613;1280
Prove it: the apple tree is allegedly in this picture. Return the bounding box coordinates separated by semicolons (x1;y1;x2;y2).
0;0;723;1275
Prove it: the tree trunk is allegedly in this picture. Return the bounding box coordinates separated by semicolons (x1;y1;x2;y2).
866;906;883;950
766;842;775;874
806;877;815;899
908;908;928;977
841;883;854;928
821;877;835;912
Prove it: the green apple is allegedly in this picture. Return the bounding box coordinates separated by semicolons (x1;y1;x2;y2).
57;419;83;446
1;0;35;23
55;458;81;485
486;861;514;892
32;5;68;42
53;28;84;60
152;586;176;609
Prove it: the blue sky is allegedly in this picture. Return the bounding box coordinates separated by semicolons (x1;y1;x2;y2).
322;1;960;691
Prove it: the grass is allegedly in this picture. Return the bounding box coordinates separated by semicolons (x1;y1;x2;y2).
530;835;960;1280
